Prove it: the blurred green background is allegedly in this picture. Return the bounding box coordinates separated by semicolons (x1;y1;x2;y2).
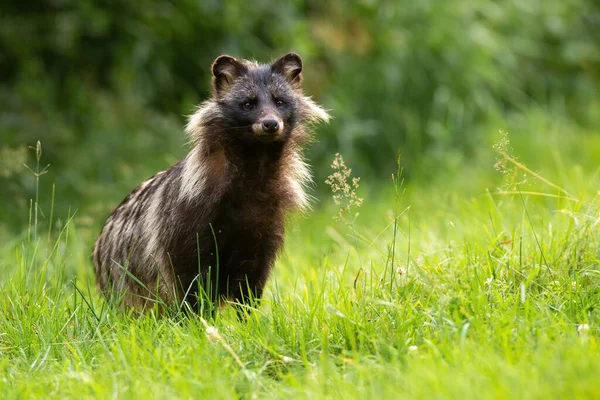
1;0;599;230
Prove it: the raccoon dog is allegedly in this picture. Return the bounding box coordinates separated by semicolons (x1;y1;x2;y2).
93;52;329;314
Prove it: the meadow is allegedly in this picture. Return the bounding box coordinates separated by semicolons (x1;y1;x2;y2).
2;3;599;397
1;110;599;398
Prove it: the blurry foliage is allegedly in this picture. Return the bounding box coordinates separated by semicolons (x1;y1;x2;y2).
0;0;599;228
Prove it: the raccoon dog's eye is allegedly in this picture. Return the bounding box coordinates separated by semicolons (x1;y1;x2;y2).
275;99;286;108
242;102;254;111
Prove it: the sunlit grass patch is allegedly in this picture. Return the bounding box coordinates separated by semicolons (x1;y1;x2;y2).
1;128;599;399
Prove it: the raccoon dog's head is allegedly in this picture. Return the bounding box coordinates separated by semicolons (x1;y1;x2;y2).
186;53;328;150
210;53;309;144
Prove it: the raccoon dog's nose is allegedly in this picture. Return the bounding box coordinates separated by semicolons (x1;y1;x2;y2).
261;119;279;133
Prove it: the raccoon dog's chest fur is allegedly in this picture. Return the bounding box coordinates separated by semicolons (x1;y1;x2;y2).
92;53;329;313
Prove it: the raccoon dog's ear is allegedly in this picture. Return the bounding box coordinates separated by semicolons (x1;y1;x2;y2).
212;55;246;94
271;52;303;89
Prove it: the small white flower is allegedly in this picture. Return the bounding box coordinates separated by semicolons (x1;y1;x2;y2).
578;324;590;335
485;276;493;286
282;356;293;363
205;325;219;342
408;345;418;354
205;326;218;335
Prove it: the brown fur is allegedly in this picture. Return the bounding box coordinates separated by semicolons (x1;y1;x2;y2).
93;53;329;314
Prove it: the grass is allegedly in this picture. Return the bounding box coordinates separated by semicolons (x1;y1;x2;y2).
1;124;599;399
